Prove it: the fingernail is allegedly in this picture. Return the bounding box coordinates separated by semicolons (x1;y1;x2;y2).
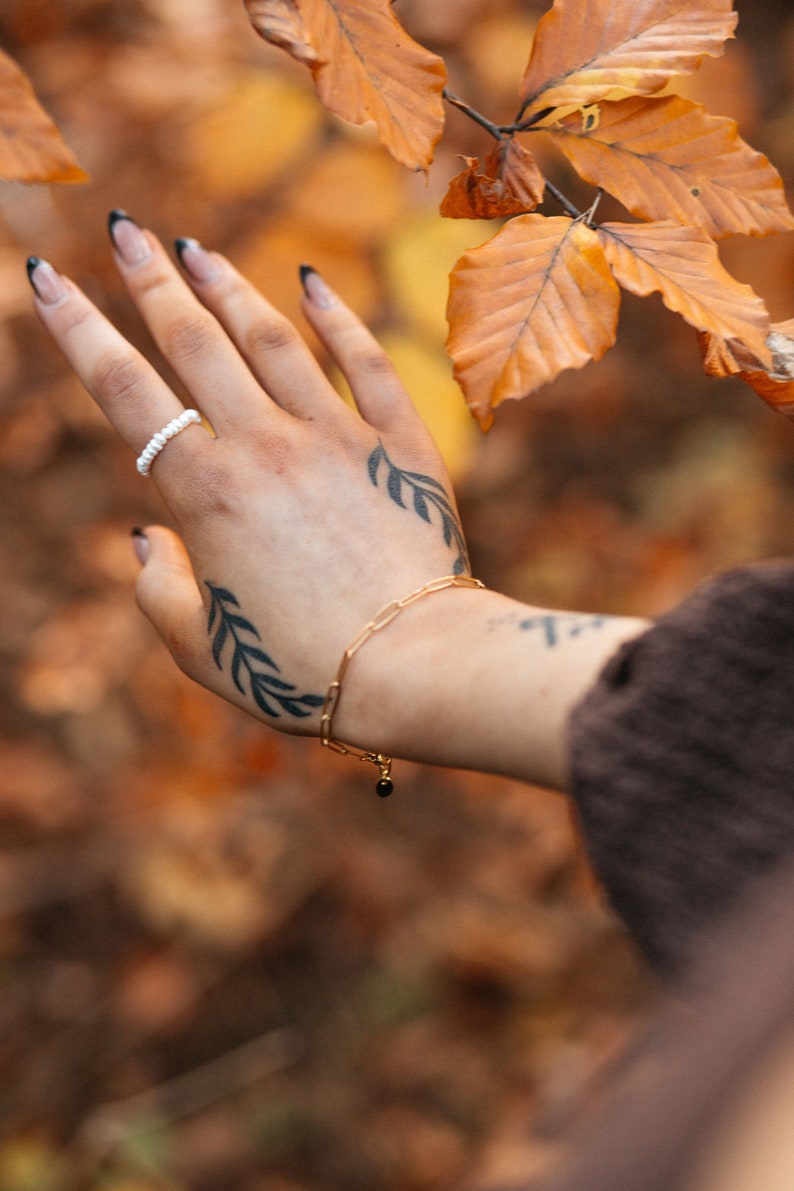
175;237;221;283
26;256;68;305
299;264;337;310
108;210;152;265
131;526;149;565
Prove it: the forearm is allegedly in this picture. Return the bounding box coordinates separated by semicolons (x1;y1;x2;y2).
333;584;649;791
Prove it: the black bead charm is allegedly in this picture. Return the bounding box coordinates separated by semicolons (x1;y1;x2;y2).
376;777;394;798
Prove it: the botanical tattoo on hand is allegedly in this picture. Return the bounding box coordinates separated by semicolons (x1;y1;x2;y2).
206;582;324;718
368;439;469;575
487;611;613;647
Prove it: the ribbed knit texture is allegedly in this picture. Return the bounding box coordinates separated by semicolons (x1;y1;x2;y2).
569;562;794;977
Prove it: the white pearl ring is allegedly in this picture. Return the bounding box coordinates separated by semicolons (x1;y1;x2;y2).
136;409;202;476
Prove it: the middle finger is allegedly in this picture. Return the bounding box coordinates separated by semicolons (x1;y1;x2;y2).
108;211;277;436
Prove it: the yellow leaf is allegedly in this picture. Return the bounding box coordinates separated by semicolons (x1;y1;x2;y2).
519;0;737;118
384;213;491;344
446;215;621;428
287;140;407;244
472;13;541;105
0;1135;66;1190
375;332;477;480
188;71;322;200
245;0;446;171
597;220;771;365
330;330;475;480
0;48;87;183
236;216;379;349
546;96;794;239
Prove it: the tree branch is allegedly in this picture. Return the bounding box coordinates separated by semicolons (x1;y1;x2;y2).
443;89;503;140
544;180;583;220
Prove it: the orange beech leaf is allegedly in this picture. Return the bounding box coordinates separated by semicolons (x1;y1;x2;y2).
447;214;620;428
597;220;771;366
440;140;545;219
245;0;319;65
545;96;794;240
519;0;737;118
245;0;446;171
0;48;87;183
699;319;794;418
697;329;766;378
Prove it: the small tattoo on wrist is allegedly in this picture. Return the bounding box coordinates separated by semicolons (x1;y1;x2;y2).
206;582;324;718
487;611;612;646
367;439;469;575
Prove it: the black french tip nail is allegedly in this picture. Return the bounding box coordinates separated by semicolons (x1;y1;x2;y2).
299;263;316;291
174;237;195;265
108;209;135;239
130;526;149;565
26;255;42;285
298;263;335;309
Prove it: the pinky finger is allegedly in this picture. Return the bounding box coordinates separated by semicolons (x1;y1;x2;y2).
299;266;423;435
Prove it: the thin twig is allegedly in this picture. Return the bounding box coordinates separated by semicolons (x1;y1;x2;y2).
442;88;584;221
443;89;503;139
583;188;604;226
544;180;583;220
498;107;556;134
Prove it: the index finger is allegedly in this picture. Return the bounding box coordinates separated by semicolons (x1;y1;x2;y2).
27;256;212;481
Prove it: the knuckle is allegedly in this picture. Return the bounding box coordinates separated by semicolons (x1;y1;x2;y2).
352;348;395;377
181;452;241;522
59;301;95;338
160;312;217;362
245;316;299;358
134;266;173;300
90;351;146;406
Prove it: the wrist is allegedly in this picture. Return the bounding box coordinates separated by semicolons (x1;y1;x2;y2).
327;584;649;791
329;581;494;764
321;576;486;783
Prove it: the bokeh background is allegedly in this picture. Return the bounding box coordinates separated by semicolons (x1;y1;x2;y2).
1;1;794;1189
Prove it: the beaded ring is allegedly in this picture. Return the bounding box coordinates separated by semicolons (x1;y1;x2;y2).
136;409;202;476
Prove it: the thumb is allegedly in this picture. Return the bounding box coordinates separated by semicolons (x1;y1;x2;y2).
132;525;207;677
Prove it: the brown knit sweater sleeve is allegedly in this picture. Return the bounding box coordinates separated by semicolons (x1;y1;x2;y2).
568;562;794;977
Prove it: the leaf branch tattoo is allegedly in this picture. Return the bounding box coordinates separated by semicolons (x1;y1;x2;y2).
206;582;324;719
368;440;469;575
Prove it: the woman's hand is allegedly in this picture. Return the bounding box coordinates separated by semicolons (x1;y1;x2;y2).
29;212;649;791
28;212;470;738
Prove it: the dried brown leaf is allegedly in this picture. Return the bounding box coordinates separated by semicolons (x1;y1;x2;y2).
441;140;545;219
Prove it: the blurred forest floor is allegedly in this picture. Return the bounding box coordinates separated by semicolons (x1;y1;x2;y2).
2;1;794;1189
